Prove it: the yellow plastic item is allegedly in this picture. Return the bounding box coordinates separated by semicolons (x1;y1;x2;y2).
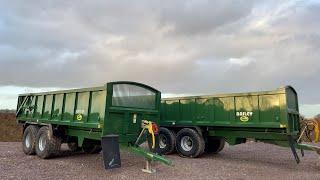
141;120;156;149
147;122;156;149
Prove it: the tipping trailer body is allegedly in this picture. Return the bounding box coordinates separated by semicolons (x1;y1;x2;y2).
159;86;304;162
161;86;299;138
16;81;171;170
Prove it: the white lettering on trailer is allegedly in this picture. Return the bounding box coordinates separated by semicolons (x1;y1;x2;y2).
236;111;253;117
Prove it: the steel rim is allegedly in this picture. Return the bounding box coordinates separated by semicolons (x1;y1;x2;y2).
38;133;47;152
181;136;193;151
159;134;167;149
25;133;31;148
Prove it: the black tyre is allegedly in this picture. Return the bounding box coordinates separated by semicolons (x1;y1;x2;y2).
158;127;176;155
35;126;62;159
22;125;39;155
68;142;81;152
176;128;205;158
205;137;225;154
82;140;102;154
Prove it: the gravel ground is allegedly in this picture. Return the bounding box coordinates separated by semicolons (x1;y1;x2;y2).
1;142;320;180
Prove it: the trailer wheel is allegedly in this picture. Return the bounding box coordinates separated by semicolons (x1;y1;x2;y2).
35;126;62;159
205;137;225;154
176;128;205;158
22;125;39;155
82;140;102;154
68;142;81;152
158;127;176;155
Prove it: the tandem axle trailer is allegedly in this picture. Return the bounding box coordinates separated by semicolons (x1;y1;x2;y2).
158;86;320;163
16;81;171;173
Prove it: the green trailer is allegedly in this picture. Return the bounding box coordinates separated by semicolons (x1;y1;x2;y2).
159;86;314;162
16;81;171;172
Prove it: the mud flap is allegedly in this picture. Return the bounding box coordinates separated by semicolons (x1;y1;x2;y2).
101;135;121;169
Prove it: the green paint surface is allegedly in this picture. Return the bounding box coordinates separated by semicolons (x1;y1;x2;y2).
16;82;161;146
161;86;300;143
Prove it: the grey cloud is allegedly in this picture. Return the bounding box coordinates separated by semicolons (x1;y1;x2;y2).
0;0;319;106
158;0;255;35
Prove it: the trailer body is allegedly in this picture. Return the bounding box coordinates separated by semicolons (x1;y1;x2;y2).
17;81;160;143
161;86;299;138
159;86;303;161
16;81;171;170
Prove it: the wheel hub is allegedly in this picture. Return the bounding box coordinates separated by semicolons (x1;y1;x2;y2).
159;135;167;149
181;136;193;151
25;133;31;148
38;134;47;152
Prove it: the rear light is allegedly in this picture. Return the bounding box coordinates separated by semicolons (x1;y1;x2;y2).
152;122;159;134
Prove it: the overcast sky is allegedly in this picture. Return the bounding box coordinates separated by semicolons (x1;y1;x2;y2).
0;0;319;117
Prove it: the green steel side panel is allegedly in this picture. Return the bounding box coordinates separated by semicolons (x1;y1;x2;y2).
52;94;64;120
179;99;195;124
160;86;300;136
74;92;90;122
63;93;76;122
195;98;214;124
235;95;259;125
28;97;36;118
259;94;281;123
214;97;235;125
106;112;126;135
35;95;44;118
88;90;106;123
165;100;180;123
192;97;235;126
43;95;53;119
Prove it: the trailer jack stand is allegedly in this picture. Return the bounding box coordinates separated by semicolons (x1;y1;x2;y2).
288;135;300;164
142;159;156;173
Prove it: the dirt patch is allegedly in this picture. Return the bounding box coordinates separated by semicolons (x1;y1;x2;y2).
0;113;22;142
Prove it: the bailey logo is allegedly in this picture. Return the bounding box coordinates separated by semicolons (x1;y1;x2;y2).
236;111;253;122
76;109;85;121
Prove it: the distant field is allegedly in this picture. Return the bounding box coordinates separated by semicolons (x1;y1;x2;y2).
0;113;22;142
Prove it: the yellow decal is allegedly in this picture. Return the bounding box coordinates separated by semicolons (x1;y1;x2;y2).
240;116;249;122
280;124;286;128
76;114;83;121
236;111;252;122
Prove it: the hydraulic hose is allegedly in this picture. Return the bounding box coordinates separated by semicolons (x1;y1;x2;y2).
147;122;155;149
140;120;158;149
